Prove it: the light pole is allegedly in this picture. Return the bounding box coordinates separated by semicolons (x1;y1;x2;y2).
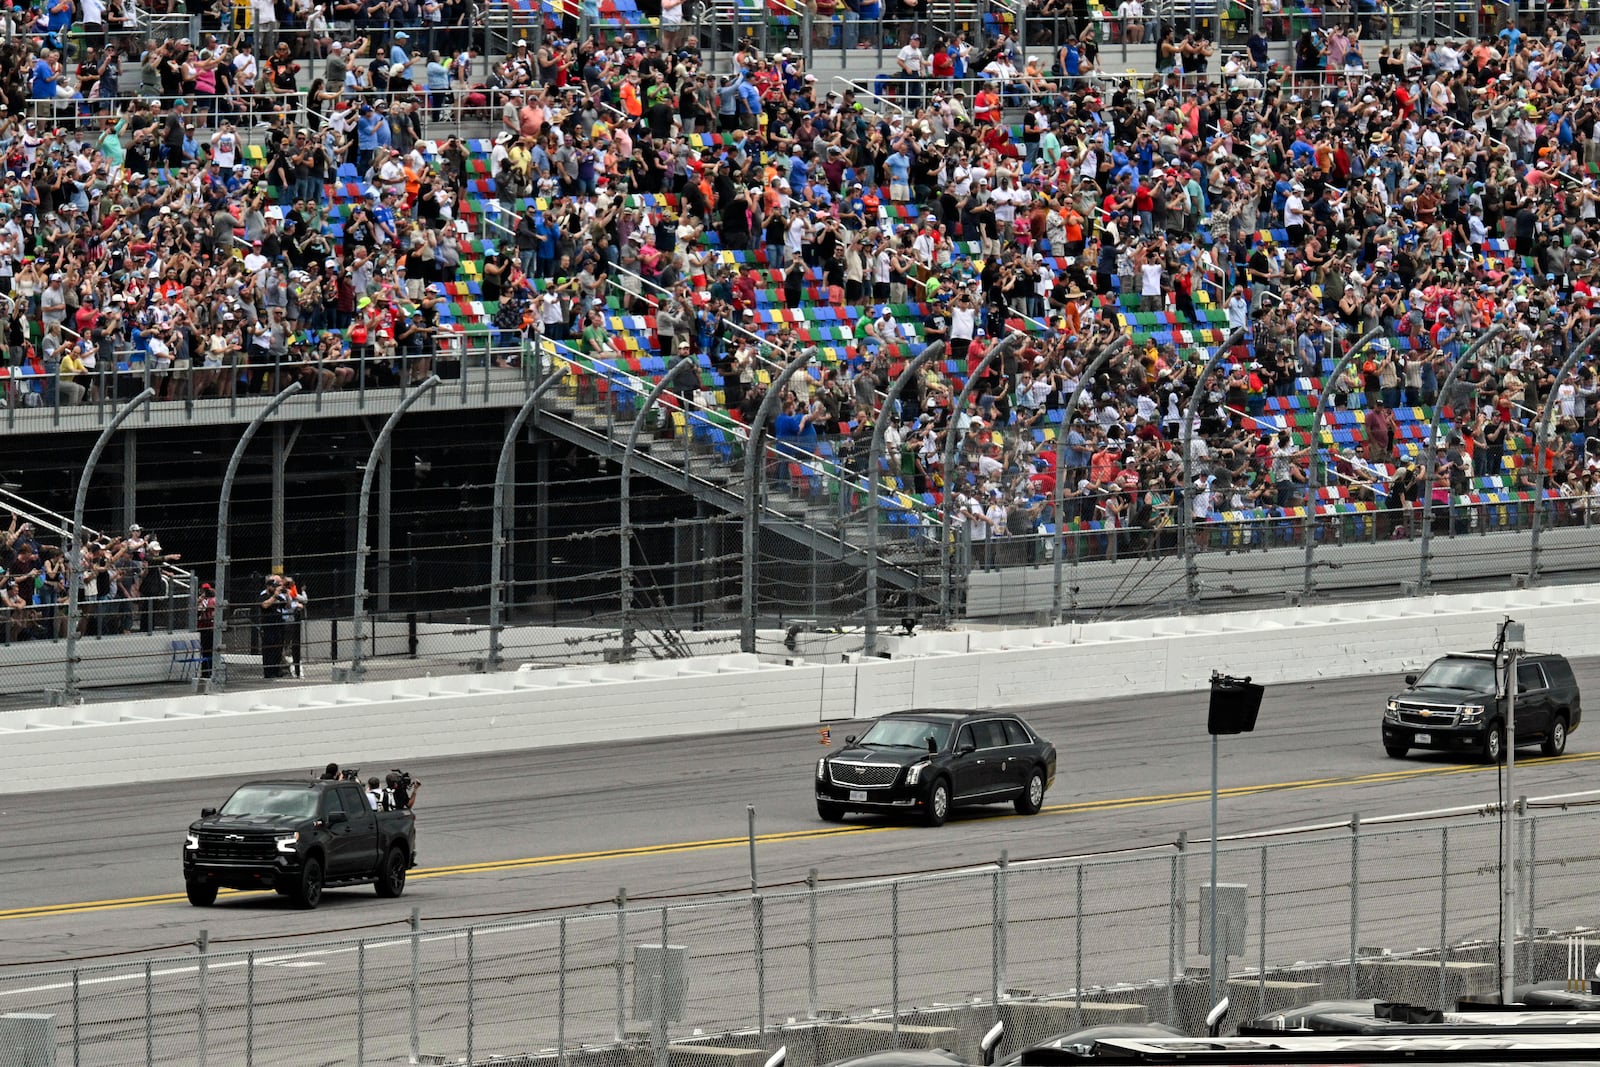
1496;616;1525;1004
1205;672;1265;1014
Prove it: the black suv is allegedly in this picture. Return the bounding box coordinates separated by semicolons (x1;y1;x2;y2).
1382;652;1581;762
815;710;1057;826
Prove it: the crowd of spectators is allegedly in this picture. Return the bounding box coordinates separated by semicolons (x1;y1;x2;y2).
0;514;182;643
6;3;1600;565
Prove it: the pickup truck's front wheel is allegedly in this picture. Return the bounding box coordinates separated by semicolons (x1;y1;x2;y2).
185;880;218;907
293;857;325;909
375;846;408;898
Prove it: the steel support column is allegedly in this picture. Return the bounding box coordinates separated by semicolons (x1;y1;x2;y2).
621;357;695;660
1301;326;1384;598
350;377;441;680
1529;326;1600;584
938;332;1026;624
1419;325;1505;592
64;388;155;703
214;384;304;691
487;373;565;672
1052;336;1129;623
1179;328;1246;605
865;342;944;657
741;348;817;653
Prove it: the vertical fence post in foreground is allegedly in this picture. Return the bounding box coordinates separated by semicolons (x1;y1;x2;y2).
144;960;153;1067
753;892;767;1037
558;917;569;1067
1075;864;1085;1029
1525;809;1537;986
246;950;255;1067
487;369;565;672
466;927;475;1067
656;907;671;1067
1439;826;1450;1009
65;387;154;702
1256;845;1269;1016
350;376;440;681
614;888;628;1042
1348;813;1361;997
214;382;303;690
807;868;819;1019
196;928;209;1067
356;940;366;1067
1168;846;1179;1027
72;967;80;1067
891;879;901;1047
741;347;816;653
409;907;421;1064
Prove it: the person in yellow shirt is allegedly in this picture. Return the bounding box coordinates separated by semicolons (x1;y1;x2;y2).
57;347;87;406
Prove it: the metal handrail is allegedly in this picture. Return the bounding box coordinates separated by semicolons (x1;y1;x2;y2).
541;336;946;527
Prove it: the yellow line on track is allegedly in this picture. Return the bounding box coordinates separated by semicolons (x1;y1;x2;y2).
4;751;1590;923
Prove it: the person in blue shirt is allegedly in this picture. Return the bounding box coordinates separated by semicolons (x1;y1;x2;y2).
788;148;809;194
31;52;59;100
736;78;761;127
389;31;412;70
355;106;382;170
534;212;560;277
424;51;451;121
884;145;911;200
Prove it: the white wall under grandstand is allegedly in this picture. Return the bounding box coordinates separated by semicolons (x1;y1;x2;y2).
4;583;1599;793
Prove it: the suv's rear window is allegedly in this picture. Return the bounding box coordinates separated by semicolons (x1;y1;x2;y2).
1416;658;1496;691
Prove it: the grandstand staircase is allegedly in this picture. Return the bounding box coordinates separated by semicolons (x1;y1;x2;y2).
530;357;945;606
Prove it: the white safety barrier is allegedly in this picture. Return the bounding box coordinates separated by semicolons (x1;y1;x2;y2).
4;584;1600;794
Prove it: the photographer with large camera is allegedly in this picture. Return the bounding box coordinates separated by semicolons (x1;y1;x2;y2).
257;574;291;679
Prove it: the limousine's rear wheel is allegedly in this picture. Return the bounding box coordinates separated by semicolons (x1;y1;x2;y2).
923;779;950;828
816;801;847;823
1014;769;1046;815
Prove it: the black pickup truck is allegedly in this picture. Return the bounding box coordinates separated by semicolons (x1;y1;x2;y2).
183;778;417;909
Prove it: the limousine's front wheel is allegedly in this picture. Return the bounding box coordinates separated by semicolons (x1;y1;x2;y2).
923;779;950;828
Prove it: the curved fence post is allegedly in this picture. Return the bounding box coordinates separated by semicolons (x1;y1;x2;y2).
1529;325;1600;585
213;383;303;691
486;364;566;673
621;357;695;661
741;348;817;654
349;376;441;682
1301;326;1384;599
1052;336;1128;624
865;342;945;658
64;388;156;703
1418;325;1504;594
937;331;1026;626
1179;328;1245;606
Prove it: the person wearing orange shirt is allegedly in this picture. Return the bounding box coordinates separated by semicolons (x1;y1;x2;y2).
619;70;643;119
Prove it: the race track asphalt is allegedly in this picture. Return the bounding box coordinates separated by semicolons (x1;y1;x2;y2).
4;658;1596;971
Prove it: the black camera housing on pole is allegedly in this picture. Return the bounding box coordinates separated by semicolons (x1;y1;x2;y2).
1209;673;1265;736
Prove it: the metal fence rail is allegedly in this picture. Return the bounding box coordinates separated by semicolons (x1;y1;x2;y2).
5;794;1598;1066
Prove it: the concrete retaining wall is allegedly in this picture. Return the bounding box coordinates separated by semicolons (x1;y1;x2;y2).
5;584;1600;794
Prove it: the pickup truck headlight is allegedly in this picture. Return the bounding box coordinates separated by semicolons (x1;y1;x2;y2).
1385;700;1400;721
1458;705;1484;722
185;832;200;850
816;758;826;781
905;760;929;786
275;832;300;853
